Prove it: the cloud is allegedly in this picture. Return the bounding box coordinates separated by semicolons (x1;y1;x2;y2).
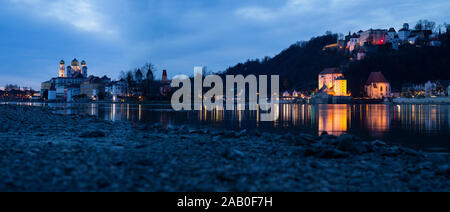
2;0;450;89
235;0;317;22
235;6;277;22
235;0;365;22
7;0;117;37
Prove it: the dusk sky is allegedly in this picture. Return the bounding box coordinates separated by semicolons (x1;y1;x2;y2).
1;0;450;89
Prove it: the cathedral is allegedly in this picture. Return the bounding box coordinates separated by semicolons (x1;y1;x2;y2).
59;58;88;78
42;58;90;100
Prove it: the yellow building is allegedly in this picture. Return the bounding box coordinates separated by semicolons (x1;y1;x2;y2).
334;77;348;96
318;68;349;96
318;68;343;90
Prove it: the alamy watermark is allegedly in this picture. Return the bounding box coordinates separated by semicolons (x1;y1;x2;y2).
170;71;280;122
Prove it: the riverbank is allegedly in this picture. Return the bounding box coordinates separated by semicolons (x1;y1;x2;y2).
0;104;449;192
393;97;450;104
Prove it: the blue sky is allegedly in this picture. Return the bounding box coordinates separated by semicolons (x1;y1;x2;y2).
1;0;450;89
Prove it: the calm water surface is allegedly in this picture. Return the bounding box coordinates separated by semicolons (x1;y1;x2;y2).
3;102;450;152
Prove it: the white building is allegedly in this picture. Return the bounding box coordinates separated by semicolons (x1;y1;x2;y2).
48;85;57;101
67;85;80;102
347;33;360;52
108;79;128;97
391;35;400;50
365;72;391;99
398;23;411;41
55;75;85;99
387;28;397;42
318;68;344;91
425;81;438;96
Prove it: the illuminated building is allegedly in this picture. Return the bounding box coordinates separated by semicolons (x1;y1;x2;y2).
59;60;66;78
106;79;128;97
365;72;391;99
347;33;360;52
63;58;88;78
318;68;349;96
41;59;108;101
80;76;109;100
359;29;388;45
334;77;348;97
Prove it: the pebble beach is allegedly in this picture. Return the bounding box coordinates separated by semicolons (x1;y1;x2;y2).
0;104;449;192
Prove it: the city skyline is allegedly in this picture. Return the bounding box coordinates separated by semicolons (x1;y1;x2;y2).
1;0;450;89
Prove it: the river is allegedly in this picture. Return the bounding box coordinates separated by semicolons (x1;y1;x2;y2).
3;102;450;152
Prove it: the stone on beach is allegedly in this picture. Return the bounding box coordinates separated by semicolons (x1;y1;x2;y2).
0;104;449;192
79;131;106;138
336;134;369;154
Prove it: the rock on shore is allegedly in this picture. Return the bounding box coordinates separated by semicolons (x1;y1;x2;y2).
0;105;448;192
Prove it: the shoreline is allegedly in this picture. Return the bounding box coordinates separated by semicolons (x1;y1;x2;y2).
2;99;450;106
0;104;449;191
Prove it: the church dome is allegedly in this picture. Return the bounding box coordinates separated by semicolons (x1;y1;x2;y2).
60;60;65;64
81;60;86;66
71;58;79;66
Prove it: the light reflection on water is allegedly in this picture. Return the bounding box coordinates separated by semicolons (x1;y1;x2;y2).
2;101;450;151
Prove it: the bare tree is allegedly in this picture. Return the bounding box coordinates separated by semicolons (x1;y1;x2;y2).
415;20;436;31
445;22;450;34
119;70;127;80
141;62;157;80
5;84;19;91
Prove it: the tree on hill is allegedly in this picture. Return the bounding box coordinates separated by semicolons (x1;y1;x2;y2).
346;33;450;96
223;33;349;90
222;21;450;96
415;20;436;31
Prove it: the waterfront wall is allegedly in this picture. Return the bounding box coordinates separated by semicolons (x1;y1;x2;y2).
393;97;450;104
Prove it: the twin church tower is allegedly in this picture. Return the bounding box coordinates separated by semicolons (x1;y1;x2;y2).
58;58;88;78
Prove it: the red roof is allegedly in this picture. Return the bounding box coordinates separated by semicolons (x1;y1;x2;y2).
366;72;389;85
320;68;342;75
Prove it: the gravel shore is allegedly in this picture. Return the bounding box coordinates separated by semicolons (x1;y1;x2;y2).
0;105;449;192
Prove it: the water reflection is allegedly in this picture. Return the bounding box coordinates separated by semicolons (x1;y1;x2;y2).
394;105;444;134
363;104;390;137
2;101;449;151
317;104;349;136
